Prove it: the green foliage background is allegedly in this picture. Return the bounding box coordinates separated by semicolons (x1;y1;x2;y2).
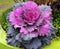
0;8;13;31
53;10;60;37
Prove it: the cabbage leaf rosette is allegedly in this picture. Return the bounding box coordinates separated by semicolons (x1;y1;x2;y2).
7;1;56;49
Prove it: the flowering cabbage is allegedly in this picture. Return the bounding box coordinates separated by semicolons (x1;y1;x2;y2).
8;1;52;40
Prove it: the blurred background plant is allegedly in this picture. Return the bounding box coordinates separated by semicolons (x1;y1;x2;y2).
53;9;60;37
0;8;13;31
0;0;60;37
51;0;60;37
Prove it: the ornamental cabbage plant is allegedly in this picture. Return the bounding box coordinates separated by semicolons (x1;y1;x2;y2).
6;1;56;49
